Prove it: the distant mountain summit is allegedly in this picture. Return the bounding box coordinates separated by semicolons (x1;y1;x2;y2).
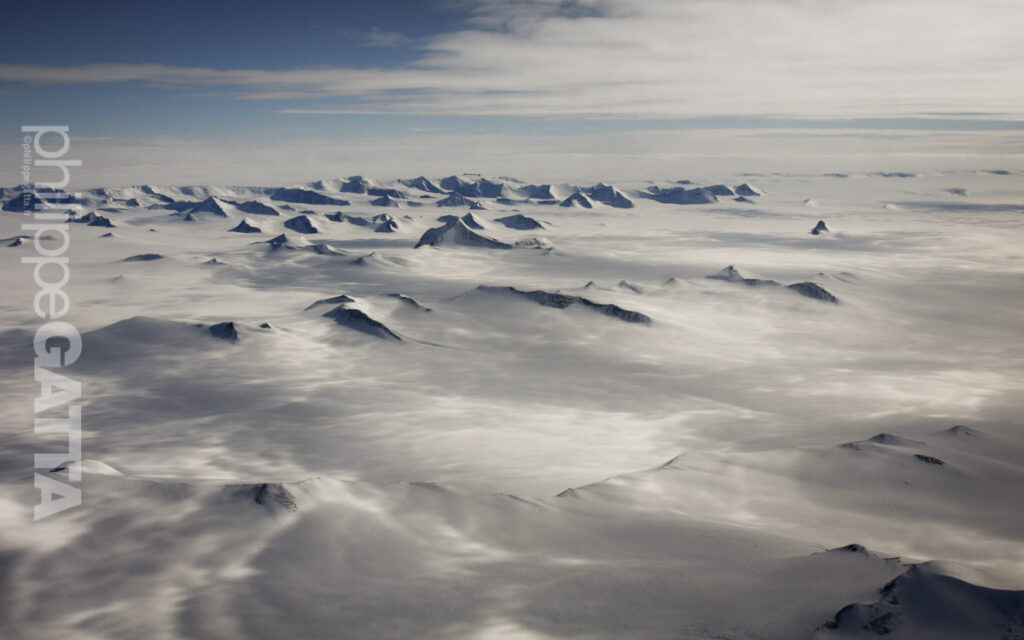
229;218;262;233
187;196;231;217
494;213;545;230
586;183;634;208
235;200;279;216
559;191;595;209
707;265;780;287
436;192;477;207
474;286;653;324
264;233;311;250
437;212;487;229
708;266;839;302
786;281;839;303
283;215;321;234
271;188;350;206
648;186;718;205
402;176;445;193
415;219;514;249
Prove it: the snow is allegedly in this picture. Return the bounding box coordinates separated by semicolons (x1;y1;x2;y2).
472;285;653;324
322;305;402;340
208;320;240;341
264;233;312;250
401;176;445;194
370;194;401;207
415;218;515;249
558;191;595;208
1;169;1023;639
271;188;351;206
494;213;546;230
735;182;763;196
70;211;117;228
235;200;280;216
707;264;780;286
374;218;400;233
282;214;321;234
648;185;719;204
230;218;263;233
821;563;1024;638
786;281;840;302
187;195;232;217
436;192;477;207
121;252;164;262
586;182;635;208
706;184;737;196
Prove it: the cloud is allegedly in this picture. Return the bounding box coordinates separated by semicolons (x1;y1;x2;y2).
362;28;415;48
3;126;1018;189
1;0;1021;118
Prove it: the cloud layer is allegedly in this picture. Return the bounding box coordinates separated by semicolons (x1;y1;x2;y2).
2;0;1022;118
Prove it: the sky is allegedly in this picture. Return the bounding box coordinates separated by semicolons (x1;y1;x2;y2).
2;0;1023;187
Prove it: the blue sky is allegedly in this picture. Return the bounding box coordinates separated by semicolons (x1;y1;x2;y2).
2;0;1022;186
3;1;451;68
1;0;457;138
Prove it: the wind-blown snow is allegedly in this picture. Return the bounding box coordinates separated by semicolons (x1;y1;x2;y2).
1;169;1022;639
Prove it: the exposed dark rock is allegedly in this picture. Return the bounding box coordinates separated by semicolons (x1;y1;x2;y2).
87;214;115;228
439;175;471;191
387;293;432;312
339;176;372;194
522;184;559;200
494;213;545;230
648;187;718;205
367;186;405;199
323;306;402;340
283;215;320;234
705;184;736;197
401;176;445;193
707;265;780;287
305;294;357;310
415;219;514;249
208;321;239;341
187;196;231;217
245;483;298;512
437;213;486;229
947;425;980;437
374;219;399;233
559;191;595;208
786;282;839;303
586;183;634;208
235;200;280;216
435;192;477;207
477;286;652;324
370;195;400;208
271;188;350;206
229;219;262;233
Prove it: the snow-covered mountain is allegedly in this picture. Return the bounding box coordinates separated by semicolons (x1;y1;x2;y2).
2;170;1022;639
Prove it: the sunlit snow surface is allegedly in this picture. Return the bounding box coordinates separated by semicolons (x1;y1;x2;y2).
1;171;1023;638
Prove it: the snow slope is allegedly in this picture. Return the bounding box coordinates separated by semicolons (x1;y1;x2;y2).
1;169;1023;639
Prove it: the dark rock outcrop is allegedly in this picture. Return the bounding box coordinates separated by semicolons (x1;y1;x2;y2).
477;286;652;324
786;282;839;303
208;321;239;341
